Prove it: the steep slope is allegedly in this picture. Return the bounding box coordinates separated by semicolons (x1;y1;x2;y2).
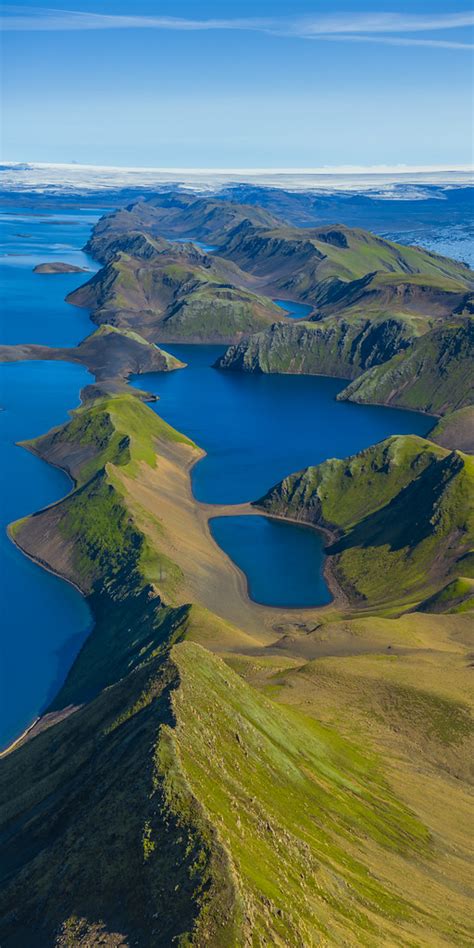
76;200;473;353
218;316;474;415
4;631;470;947
0;634;242;947
338;319;474;414
86;197;280;263
257;435;474;609
216;315;413;378
220;221;472;313
67;250;283;344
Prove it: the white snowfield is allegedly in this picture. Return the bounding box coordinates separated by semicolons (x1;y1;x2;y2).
0;161;472;197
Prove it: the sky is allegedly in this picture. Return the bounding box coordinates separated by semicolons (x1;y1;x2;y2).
1;1;473;169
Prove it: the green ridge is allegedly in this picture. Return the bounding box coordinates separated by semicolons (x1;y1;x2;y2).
257;435;474;609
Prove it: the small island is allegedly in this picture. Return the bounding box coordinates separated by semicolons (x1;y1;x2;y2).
33;261;89;274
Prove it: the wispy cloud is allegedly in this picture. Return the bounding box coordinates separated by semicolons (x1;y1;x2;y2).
314;34;474;50
1;7;473;50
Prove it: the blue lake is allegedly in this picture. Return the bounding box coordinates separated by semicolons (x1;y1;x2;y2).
172;237;217;253
0;207;101;346
210;515;332;608
0;360;93;749
0;207;102;747
132;346;433;505
273;298;313;319
133;347;432;609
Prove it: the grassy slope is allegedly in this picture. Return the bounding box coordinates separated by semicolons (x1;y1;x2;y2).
223;222;472;286
216;314;474;411
429;406;474;453
257;435;474;610
13;396;197;707
75;203;473;360
69;251;283;342
2;623;472;946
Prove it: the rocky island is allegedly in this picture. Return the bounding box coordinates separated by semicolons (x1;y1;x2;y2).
33;261;90;274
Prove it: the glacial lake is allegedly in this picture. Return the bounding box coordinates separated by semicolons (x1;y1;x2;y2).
273;298;313;319
0;207;101;346
0;207;102;748
210;515;332;608
133;347;433;612
132;346;433;505
0;360;93;749
1;205;434;747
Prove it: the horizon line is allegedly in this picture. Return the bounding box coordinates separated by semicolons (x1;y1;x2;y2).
2;161;473;176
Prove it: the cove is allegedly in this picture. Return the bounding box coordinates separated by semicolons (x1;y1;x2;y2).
132;345;434;506
273;298;313;319
210;515;332;608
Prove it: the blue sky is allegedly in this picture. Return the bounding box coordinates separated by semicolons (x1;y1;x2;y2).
1;1;473;168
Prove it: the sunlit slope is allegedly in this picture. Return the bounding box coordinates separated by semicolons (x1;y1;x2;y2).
2;631;472;946
258;434;474;609
220;221;472;309
68;248;283;343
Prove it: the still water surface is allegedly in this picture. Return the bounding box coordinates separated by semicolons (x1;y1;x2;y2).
0;207;100;747
210;515;332;608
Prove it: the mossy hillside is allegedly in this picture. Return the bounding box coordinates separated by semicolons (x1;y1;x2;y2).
257;435;446;531
166;641;473;945
14;396;199;707
221;220;473;297
67;253;206;325
321;448;474;608
158;283;282;342
258;436;474;609
68;251;284;342
27;392;195;487
338;319;474;415
76;201;473;355
418;576;474;614
2;624;472;946
84;196;280;262
0;642;242;946
321;269;472;320
216;314;415;377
